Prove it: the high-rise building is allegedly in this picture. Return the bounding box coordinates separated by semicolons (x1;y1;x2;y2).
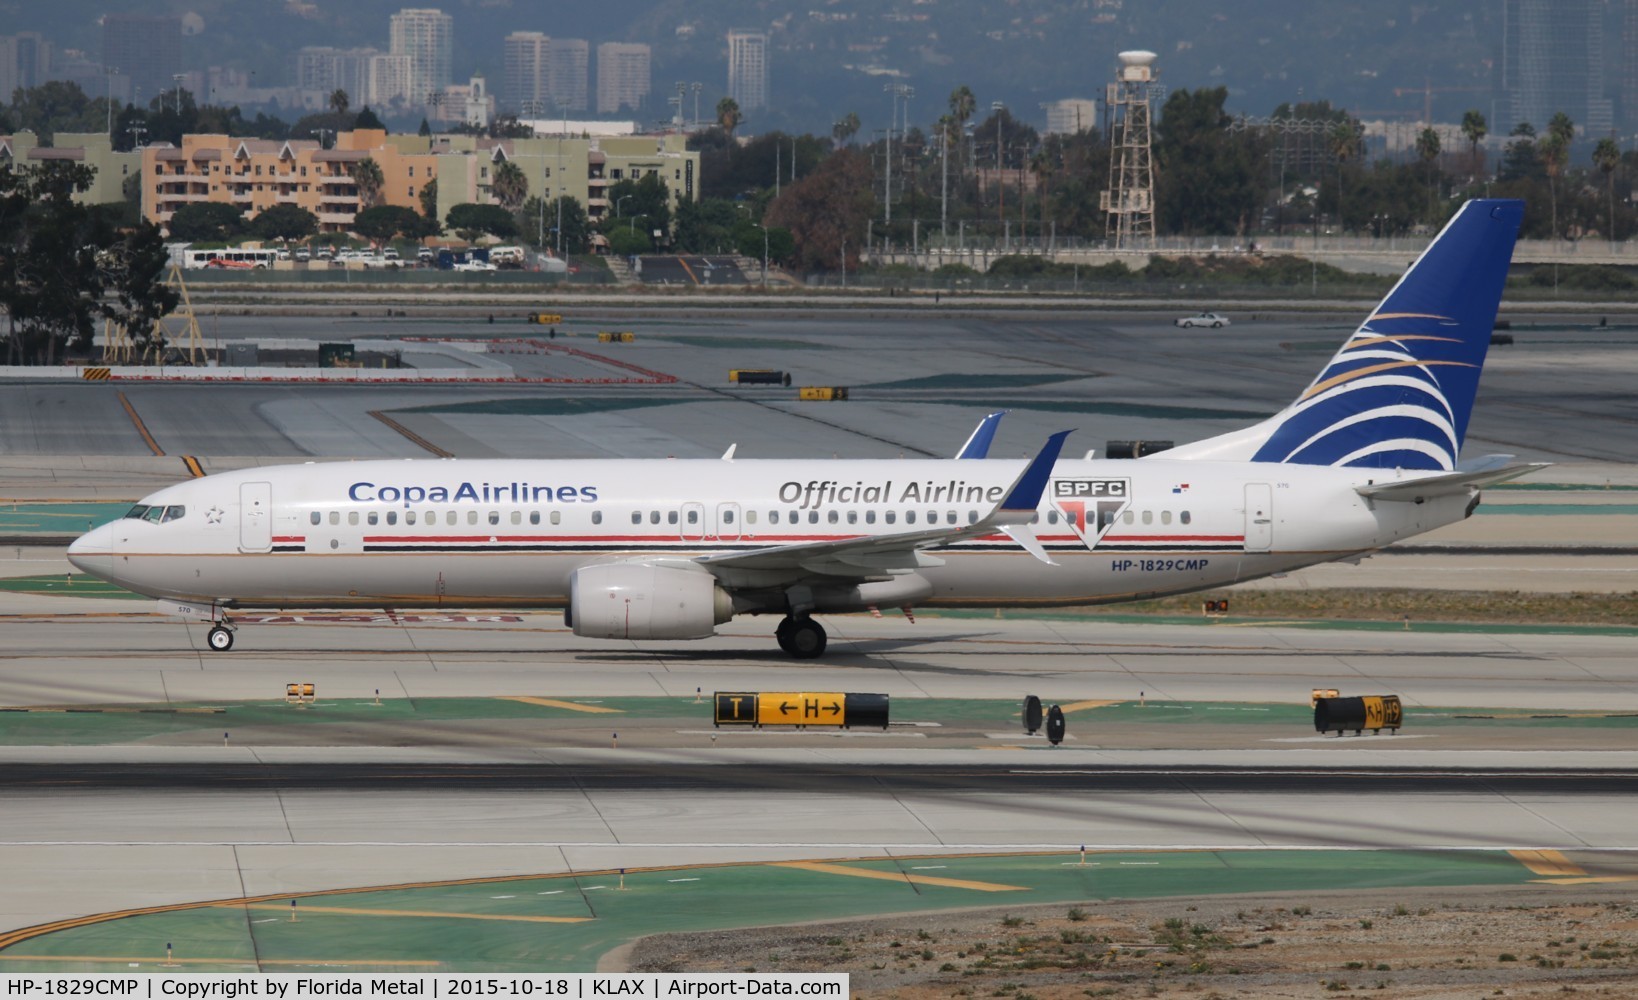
1623;0;1638;133
295;47;371;101
102;14;181;104
726;30;768;111
365;53;414;109
389;7;453;107
1498;0;1611;135
503;31;550;113
0;33;52;101
549;38;589;112
596;42;650;115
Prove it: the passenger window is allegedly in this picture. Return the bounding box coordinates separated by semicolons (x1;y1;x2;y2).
1047;511;1059;524
844;511;855;524
723;510;734;524
1142;510;1153;525
1030;512;1040;524
592;511;603;525
1161;510;1172;525
926;510;936;523
967;510;978;524
769;511;780;525
885;511;896;524
667;510;677;525
788;510;798;523
329;512;340;525
530;511;540;525
467;511;477;525
406;511;417;525
446;511;457;525
1181;510;1192;525
550;511;561;525
687;510;699;524
906;511;916;524
947;510;957;524
310;511;321;525
631;511;643;525
827;510;839;524
387;511;398;525
745;510;757;525
865;511;875;524
488;511;500;525
650;510;661;524
424;510;434;524
511;511;521;525
808;511;819;524
1122;511;1134;525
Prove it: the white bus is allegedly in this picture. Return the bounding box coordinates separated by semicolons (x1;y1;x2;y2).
181;248;277;269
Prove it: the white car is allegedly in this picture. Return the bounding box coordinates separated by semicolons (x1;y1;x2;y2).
453;260;497;272
1175;312;1231;329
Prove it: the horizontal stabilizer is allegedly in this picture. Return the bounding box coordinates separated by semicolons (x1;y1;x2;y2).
1354;461;1549;502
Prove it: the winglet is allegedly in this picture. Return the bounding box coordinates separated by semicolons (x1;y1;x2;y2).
956;411;1007;459
998;430;1072;513
721;443;737;461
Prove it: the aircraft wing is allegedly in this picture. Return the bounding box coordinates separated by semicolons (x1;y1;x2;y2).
1354;457;1550;502
697;431;1071;578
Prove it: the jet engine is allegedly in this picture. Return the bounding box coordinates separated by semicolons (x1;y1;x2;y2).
566;561;734;640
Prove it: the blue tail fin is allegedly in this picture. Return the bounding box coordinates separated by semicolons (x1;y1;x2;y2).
1249;199;1523;471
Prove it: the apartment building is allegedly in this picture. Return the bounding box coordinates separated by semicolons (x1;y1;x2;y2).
0;130;141;205
140;128;437;234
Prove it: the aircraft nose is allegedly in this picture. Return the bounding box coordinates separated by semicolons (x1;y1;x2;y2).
67;522;115;574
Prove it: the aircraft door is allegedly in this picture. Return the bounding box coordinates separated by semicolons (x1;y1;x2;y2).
715;503;742;541
239;481;273;553
1244;483;1273;552
680;502;705;541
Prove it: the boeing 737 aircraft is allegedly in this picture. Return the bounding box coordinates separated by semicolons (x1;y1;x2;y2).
69;199;1539;658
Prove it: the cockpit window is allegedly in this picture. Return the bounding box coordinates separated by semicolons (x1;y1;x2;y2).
141;506;165;524
160;506;185;523
124;504;150;520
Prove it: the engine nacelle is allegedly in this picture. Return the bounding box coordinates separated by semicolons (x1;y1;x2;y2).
567;561;734;640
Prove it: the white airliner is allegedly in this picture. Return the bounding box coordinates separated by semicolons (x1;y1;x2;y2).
69;199;1539;658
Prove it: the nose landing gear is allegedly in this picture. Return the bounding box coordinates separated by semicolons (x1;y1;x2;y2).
206;621;236;652
774;615;827;659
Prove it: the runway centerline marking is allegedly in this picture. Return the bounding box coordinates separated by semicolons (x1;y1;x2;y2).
772;861;1027;892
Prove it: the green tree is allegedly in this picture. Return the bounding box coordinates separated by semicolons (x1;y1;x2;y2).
1328;119;1362;233
166;201;246;242
348;157;385;209
1153;87;1268;236
446;202;518;242
546;195;589;254
329;89;350;116
673;198;742;253
1415;126;1442;222
606;227;649;257
490;159;529;211
252;204;319;243
419;177;439;220
831;112;860;147
606;172;672;235
354;105;384;130
764;147;875;272
352;205;423;248
418;117;432;137
1538;113;1574;240
8;80;102;141
1500;122;1541;181
716;97;743;138
98;221;181;359
1460;109;1488;178
1593;136;1621;242
0;162;110;364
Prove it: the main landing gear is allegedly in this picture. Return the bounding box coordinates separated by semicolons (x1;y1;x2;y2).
774;615;827;659
206;621;236;652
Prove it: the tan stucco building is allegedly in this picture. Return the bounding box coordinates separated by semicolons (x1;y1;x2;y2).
140;128;437;233
0;130;142;205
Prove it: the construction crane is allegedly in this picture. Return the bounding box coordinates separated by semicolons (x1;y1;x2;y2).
1392;78;1486;125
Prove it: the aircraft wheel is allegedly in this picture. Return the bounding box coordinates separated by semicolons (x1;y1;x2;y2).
207;626;235;652
774;617;796;653
785;618;827;659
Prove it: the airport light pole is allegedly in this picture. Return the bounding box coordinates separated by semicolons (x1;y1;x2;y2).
173;74;186;114
106;67;119;138
754;222;768;287
616;194;632;218
992;100;1005;244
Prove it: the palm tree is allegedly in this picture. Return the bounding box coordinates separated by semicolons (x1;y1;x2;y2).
1593;136;1621;244
1328;120;1359;234
1538;113;1574;241
1460;109;1487;179
831;111;860;147
490;159;528;211
1415;127;1441;224
329;89;350;116
948;85;976;127
716;97;742;138
348;156;385;209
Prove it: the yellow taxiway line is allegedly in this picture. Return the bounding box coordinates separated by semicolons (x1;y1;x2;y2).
225;904;591;924
501;696;623;714
773;861;1027;892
